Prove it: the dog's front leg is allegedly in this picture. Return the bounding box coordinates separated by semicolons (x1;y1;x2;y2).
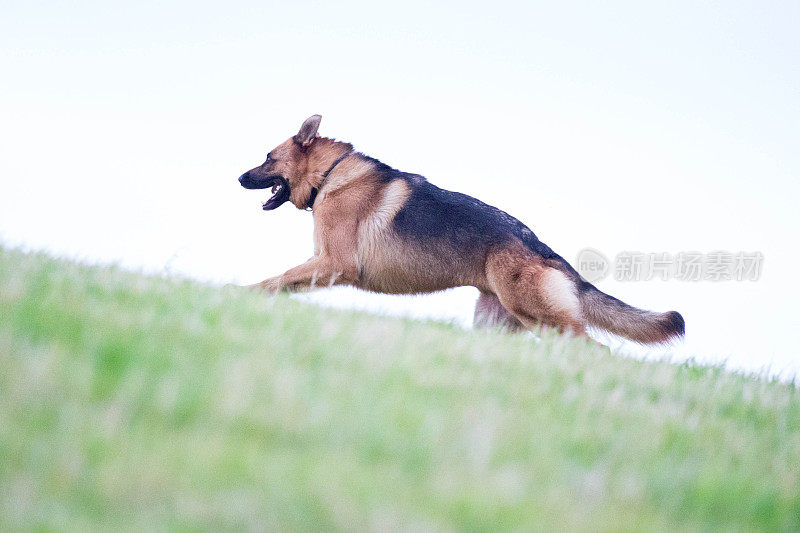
248;256;356;294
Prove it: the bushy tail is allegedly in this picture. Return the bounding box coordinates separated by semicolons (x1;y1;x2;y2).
578;283;685;344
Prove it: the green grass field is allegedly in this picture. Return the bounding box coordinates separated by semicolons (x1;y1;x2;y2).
1;246;799;531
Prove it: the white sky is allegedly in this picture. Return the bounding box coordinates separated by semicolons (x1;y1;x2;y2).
2;1;799;376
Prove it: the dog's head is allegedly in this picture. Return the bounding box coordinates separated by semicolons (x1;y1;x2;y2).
238;115;350;211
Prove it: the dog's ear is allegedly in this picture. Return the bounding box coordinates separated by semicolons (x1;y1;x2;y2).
294;114;322;147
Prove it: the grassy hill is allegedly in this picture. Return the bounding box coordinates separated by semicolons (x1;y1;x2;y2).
1;246;799;531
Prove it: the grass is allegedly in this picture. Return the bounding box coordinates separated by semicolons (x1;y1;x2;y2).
1;246;799;531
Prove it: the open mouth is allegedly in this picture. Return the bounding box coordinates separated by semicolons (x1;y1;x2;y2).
262;177;291;210
239;171;291;211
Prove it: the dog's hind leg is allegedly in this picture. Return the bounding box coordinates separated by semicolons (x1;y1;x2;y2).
473;292;526;333
485;248;589;339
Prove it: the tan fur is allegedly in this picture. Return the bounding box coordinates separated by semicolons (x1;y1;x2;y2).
484;244;587;338
355;179;413;291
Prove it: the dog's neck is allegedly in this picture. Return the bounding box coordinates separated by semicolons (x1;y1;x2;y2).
312;139;353;176
305;140;354;210
322;151;351;179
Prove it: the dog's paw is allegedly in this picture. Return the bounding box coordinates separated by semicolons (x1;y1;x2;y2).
260;279;283;294
241;279;282;294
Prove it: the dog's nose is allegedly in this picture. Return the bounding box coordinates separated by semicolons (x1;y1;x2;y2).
238;173;247;185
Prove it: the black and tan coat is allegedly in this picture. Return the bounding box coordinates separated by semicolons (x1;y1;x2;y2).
238;115;685;344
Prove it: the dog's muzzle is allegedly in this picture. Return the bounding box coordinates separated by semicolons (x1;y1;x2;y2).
238;172;291;210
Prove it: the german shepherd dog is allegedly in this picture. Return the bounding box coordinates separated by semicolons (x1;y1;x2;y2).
238;115;685;344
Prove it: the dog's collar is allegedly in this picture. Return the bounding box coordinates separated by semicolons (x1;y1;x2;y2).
322;152;352;179
307;152;352;210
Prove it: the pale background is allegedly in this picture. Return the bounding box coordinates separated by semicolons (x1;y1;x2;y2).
1;1;798;376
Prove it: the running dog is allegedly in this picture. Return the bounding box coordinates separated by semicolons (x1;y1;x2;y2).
237;115;684;343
